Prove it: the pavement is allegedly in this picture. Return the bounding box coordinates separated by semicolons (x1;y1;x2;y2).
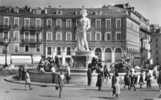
1;76;161;100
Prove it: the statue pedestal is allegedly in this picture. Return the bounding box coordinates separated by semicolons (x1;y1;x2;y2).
72;51;92;69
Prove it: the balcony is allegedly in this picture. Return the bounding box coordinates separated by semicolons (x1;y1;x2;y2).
21;39;42;45
45;25;52;30
0;25;11;32
22;26;42;31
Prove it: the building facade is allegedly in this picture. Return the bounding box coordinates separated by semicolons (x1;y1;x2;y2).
0;4;150;65
150;24;161;65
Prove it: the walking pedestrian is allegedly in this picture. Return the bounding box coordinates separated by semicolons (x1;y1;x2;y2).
124;71;131;89
111;72;116;96
96;63;103;91
55;71;64;98
65;64;71;84
115;72;120;97
87;63;92;86
157;70;161;94
139;71;144;88
25;69;32;90
145;70;151;88
129;70;137;91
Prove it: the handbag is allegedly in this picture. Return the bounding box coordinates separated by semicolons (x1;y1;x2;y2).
55;84;59;90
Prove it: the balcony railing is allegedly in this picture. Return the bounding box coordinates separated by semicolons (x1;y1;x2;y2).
21;39;42;44
22;26;42;31
0;25;11;32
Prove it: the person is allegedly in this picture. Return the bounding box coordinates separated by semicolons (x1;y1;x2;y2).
65;64;71;84
96;63;103;91
115;72;120;97
51;66;56;73
25;70;32;90
87;63;92;86
55;71;64;98
157;70;161;93
139;71;144;88
76;8;91;51
104;65;111;80
129;70;137;91
145;70;151;88
124;71;131;89
111;72;116;96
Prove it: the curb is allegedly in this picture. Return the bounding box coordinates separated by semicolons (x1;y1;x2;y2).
4;76;79;88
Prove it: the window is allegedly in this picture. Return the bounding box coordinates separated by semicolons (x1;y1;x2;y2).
156;57;159;62
95;32;101;41
156;50;159;54
30;34;36;41
36;32;41;41
46;18;52;27
66;19;72;28
24;31;30;40
156;43;158;48
37;47;40;52
156;38;158;42
46;32;52;41
3;16;9;25
25;46;29;52
116;18;121;30
24;18;30;27
116;32;121;41
14;17;19;26
35;18;41;27
56;19;62;28
57;47;61;55
56;32;62;40
3;32;9;39
105;32;111;41
95;19;101;29
105;19;111;31
57;10;63;15
13;31;19;41
115;48;122;53
47;47;52;55
14;45;19;52
66;32;72;41
105;48;112;53
66;47;71;55
87;32;92;41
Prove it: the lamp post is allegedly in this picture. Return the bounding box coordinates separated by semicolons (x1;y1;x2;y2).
3;38;10;68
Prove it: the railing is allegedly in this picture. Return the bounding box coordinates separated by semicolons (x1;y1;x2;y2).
22;26;42;31
0;25;11;31
21;39;42;44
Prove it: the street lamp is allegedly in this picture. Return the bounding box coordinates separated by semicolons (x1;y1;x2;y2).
3;38;10;68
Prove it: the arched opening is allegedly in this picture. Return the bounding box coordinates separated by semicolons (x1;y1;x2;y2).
115;48;122;62
105;48;112;63
95;48;102;60
66;47;71;55
57;47;61;55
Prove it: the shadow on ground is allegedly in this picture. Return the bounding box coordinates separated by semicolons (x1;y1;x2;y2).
11;88;27;91
94;96;116;100
139;88;159;92
39;94;58;98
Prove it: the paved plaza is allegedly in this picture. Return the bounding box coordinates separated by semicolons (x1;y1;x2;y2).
0;76;161;100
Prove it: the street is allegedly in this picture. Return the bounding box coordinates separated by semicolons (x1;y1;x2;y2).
0;76;160;100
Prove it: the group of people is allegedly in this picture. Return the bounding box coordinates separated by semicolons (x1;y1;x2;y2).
87;58;161;97
38;56;71;84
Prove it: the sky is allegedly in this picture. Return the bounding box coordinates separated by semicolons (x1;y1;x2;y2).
0;0;161;25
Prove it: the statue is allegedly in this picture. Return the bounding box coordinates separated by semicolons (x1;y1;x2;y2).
76;8;91;52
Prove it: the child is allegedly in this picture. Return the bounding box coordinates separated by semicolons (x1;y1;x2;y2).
25;70;32;90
